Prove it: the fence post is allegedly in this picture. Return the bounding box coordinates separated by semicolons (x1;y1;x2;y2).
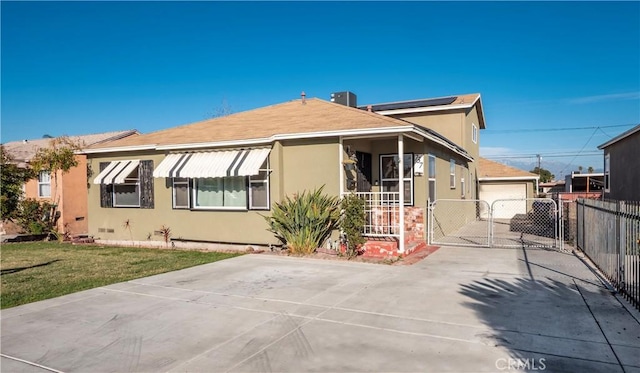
618;201;625;292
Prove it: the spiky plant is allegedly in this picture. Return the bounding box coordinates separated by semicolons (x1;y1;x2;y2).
264;186;340;255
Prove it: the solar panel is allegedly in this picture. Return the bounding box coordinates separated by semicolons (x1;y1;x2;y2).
365;96;458;112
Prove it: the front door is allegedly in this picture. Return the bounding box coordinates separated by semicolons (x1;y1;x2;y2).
356;151;372;192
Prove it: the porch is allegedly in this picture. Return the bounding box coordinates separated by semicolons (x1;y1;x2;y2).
340;191;428;259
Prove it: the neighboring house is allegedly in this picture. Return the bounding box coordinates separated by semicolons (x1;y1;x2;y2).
83;93;486;256
562;172;604;200
598;124;640;201
540;180;565;195
477;158;539;219
2;130;139;235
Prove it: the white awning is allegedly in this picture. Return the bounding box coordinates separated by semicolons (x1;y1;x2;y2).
93;160;140;185
153;148;270;178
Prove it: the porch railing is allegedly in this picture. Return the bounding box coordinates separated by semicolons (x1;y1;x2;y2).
342;192;401;238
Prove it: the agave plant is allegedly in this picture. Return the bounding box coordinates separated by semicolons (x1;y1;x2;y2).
264;186;340;255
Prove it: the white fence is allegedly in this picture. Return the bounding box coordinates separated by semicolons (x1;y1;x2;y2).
342;192;401;238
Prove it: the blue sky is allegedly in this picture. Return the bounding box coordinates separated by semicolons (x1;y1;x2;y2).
2;1;639;178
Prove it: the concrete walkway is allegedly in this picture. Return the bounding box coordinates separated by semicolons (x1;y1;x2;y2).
1;246;639;372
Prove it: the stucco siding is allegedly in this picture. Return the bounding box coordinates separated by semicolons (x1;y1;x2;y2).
87;140;343;246
605;132;640;201
389;111;464;148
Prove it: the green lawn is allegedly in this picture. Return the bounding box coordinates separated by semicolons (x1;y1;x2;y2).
0;242;241;309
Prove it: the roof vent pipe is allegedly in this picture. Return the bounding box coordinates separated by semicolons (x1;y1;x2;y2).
301;91;306;104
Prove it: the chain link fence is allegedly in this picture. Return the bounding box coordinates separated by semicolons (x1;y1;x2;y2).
491;198;559;249
429;198;561;250
429;199;490;247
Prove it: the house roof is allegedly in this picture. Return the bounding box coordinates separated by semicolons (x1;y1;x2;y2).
83;98;473;160
359;93;486;129
2;130;139;166
597;124;640;149
478;157;539;181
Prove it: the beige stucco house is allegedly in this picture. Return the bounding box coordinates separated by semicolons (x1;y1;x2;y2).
83;93;486;256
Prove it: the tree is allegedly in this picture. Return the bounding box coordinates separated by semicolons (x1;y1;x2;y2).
0;146;36;220
530;166;555;183
587;166;594;173
29;136;83;217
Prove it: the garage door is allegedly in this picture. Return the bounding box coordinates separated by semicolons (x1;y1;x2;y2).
479;183;527;219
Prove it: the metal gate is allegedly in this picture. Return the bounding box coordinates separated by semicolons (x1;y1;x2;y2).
429;198;562;249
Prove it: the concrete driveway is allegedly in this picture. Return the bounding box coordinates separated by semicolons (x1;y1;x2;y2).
2;246;639;373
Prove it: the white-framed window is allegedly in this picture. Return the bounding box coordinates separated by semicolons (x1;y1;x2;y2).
113;166;140;207
193;177;246;210
177;159;270;211
172;178;190;209
450;159;456;189
472;123;478;144
249;159;270;210
604;153;610;192
428;154;436;202
38;171;51;198
380;153;413;205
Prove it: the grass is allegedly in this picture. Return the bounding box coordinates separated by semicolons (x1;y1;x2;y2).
0;242;242;309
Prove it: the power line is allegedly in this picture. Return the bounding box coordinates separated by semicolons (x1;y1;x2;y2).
484;123;637;134
488;153;601;159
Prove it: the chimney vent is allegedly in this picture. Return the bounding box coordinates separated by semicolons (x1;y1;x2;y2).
301;91;306;104
330;91;357;107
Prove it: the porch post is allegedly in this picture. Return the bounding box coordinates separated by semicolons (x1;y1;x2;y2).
339;136;344;197
398;134;405;254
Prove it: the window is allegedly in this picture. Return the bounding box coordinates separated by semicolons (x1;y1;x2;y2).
98;160;154;209
604;153;610;192
450;159;456;189
249;160;270;210
380;153;413;205
428;154;436;202
194;177;246;209
472;123;478;144
38;171;51;198
173;178;190;209
113;167;140;207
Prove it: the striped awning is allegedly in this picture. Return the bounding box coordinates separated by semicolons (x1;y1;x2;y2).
93;160;140;185
153;148;270;178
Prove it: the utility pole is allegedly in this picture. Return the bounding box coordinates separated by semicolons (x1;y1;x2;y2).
536;154;541;173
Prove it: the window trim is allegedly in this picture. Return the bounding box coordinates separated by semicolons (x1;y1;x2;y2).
379;153;414;206
248;159;270;210
604;153;610;193
113;180;141;208
172;178;190;209
38;171;51;198
192;177;248;211
472;123;478;144
428;154;436;203
450;159;456;189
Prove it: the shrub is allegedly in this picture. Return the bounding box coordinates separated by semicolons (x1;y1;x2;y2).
340;193;366;258
15;199;58;235
264;186;340;255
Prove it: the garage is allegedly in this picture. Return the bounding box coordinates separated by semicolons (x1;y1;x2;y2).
479;183;527;219
477;158;539;219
